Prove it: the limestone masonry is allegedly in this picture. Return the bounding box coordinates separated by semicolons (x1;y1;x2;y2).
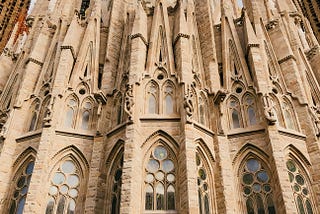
0;0;320;213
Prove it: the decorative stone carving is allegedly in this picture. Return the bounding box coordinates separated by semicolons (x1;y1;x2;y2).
141;0;177;14
43;96;55;127
262;94;277;125
124;84;134;121
183;85;194;120
311;106;320;136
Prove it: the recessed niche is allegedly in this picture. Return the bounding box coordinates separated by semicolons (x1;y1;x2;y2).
79;88;86;95
236;87;243;94
157;74;164;80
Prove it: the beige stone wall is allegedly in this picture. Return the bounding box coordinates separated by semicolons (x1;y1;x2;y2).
0;0;320;213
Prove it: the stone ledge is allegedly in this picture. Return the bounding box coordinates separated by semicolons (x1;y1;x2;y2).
227;126;265;139
16;129;43;143
278;127;306;140
55;129;95;139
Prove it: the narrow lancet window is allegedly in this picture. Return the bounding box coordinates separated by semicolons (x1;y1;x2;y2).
65;99;77;128
9;161;35;214
286;159;314;214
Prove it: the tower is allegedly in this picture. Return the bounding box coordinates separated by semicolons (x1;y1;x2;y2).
0;0;320;213
0;0;31;53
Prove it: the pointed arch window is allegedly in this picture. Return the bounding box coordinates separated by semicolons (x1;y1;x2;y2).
282;101;297;130
229;98;242;129
147;83;159;114
199;96;206;125
144;145;176;211
110;153;123;214
46;160;80;214
244;95;257;126
286;159;315;214
29;100;40;131
240;158;276;214
81;101;92;130
9;160;35;214
65;99;78;128
164;84;174;115
115;97;123;125
196;153;211;214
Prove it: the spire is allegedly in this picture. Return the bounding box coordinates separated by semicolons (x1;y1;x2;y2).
132;1;148;41
243;9;259;52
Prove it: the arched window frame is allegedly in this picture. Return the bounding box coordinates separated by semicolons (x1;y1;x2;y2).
281;98;299;131
242;93;258;127
106;144;124;214
37;95;51;129
286;156;316;214
8;152;35;214
28;99;41;132
45;157;85;214
195;145;215;214
79;97;94;130
113;93;123;125
146;81;159;115
238;155;276;214
198;93;208;126
228;97;242;129
143;142;177;212
162;81;175;116
64;95;79;129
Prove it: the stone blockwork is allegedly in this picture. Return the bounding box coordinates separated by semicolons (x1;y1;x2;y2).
0;0;320;213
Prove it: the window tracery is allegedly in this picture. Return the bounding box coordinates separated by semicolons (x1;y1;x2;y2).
147;83;159;114
286;159;314;214
65;98;78;129
164;85;174;115
196;153;211;214
81;100;92;130
9;160;35;214
46;160;80;214
229;98;242;129
240;158;276;214
110;154;123;214
244;95;257;126
144;145;176;211
29;100;40;131
282;101;297;130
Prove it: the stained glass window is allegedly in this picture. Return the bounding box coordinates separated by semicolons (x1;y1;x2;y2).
46;160;80;214
110;154;123;214
196;153;211;214
9;161;35;214
144;146;175;211
286;159;314;214
240;158;275;214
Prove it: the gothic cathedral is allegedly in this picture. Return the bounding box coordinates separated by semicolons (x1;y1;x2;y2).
0;0;320;213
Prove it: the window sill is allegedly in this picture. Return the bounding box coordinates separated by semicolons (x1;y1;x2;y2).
277;127;306;140
16;129;43;143
140;115;181;122
55;128;95;139
227;125;265;137
143;211;178;214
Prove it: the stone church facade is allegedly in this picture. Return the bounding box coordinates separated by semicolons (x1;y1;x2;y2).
0;0;320;213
